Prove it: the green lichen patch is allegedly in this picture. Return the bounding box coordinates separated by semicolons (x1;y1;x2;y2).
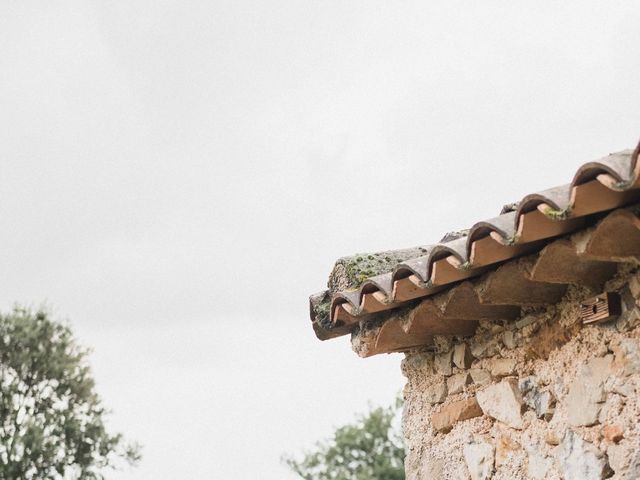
328;246;430;292
313;301;331;325
540;205;571;221
506;233;520;246
313;245;430;329
458;261;472;271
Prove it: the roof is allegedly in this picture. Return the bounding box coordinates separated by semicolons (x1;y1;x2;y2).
309;140;640;353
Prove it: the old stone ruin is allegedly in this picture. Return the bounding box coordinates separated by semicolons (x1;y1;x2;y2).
309;146;640;479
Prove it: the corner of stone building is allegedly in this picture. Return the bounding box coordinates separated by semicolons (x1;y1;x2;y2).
401;264;640;480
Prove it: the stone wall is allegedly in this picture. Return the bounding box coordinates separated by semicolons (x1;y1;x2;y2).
401;264;640;480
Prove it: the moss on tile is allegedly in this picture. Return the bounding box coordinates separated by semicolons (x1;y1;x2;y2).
328;246;430;293
312;301;331;325
540;205;571;221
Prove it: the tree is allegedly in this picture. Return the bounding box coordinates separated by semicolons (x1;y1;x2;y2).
0;307;140;479
284;399;405;480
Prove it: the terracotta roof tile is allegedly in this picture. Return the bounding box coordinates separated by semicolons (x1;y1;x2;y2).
310;141;640;344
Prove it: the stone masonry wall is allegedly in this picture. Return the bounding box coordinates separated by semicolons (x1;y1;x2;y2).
401;264;640;480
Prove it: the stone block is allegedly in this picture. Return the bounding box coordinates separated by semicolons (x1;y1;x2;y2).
476;378;524;429
434;350;454;376
502;330;516;349
453;342;474;369
515;315;537;330
566;355;612;427
424;380;448;405
463;437;495;480
489;358;517;377
431;397;483;433
469;369;492;386
557;430;610;480
447;372;471;395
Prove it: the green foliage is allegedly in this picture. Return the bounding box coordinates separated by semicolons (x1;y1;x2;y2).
284;399;405;480
0;307;140;479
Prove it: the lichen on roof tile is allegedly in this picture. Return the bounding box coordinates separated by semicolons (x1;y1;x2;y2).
327;246;430;293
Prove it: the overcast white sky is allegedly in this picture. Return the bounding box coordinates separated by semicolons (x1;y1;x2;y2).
0;1;639;478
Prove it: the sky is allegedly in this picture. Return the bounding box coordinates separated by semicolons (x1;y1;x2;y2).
0;1;639;478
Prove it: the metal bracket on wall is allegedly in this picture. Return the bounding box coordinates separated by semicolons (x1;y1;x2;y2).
580;292;622;324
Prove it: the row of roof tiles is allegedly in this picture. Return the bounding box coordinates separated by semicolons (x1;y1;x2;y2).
310;141;640;340
353;206;640;356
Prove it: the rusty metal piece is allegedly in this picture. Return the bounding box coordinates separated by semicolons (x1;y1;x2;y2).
580;292;622;324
